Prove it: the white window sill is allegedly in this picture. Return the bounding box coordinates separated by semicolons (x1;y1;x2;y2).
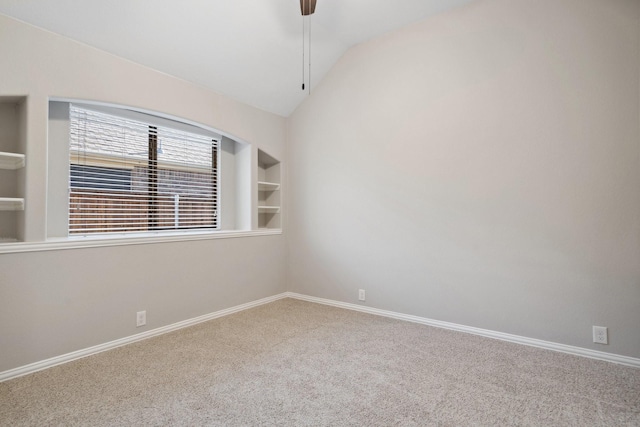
0;229;282;254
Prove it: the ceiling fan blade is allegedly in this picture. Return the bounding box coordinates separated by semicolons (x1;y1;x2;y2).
300;0;317;16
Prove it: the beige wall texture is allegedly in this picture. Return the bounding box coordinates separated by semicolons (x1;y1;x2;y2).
287;0;640;358
0;14;286;372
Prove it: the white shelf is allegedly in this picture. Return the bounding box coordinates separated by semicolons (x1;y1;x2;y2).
0;197;24;211
257;149;281;230
258;205;280;213
0;152;25;170
258;181;280;191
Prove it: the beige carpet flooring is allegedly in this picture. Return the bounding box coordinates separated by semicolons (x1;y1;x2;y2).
1;298;639;426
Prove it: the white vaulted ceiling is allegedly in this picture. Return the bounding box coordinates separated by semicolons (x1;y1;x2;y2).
0;0;475;116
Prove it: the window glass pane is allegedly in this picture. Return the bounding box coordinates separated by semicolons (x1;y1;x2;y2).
69;104;218;235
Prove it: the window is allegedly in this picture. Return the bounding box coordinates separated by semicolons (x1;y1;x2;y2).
69;104;219;235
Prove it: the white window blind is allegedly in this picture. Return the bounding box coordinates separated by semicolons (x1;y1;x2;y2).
69;104;218;235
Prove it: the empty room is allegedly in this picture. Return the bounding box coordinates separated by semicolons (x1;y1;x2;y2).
0;0;639;425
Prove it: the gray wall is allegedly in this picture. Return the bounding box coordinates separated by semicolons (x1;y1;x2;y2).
0;14;286;372
1;236;285;371
287;0;640;358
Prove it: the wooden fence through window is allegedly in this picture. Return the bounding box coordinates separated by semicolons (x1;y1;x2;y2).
69;189;216;234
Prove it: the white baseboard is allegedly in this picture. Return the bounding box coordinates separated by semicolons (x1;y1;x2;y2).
285;292;640;368
0;293;289;383
2;291;637;383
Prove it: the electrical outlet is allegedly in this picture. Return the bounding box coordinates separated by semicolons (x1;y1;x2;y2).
593;326;607;344
358;289;365;301
136;310;146;327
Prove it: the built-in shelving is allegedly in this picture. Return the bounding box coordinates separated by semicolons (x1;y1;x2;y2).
0;97;27;242
0;197;24;211
258;205;280;213
257;149;281;230
258;181;280;191
0;152;25;170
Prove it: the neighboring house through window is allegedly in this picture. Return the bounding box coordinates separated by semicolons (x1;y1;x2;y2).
69;104;219;235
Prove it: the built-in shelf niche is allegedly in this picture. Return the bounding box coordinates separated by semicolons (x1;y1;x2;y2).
257;149;281;230
0;97;26;242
